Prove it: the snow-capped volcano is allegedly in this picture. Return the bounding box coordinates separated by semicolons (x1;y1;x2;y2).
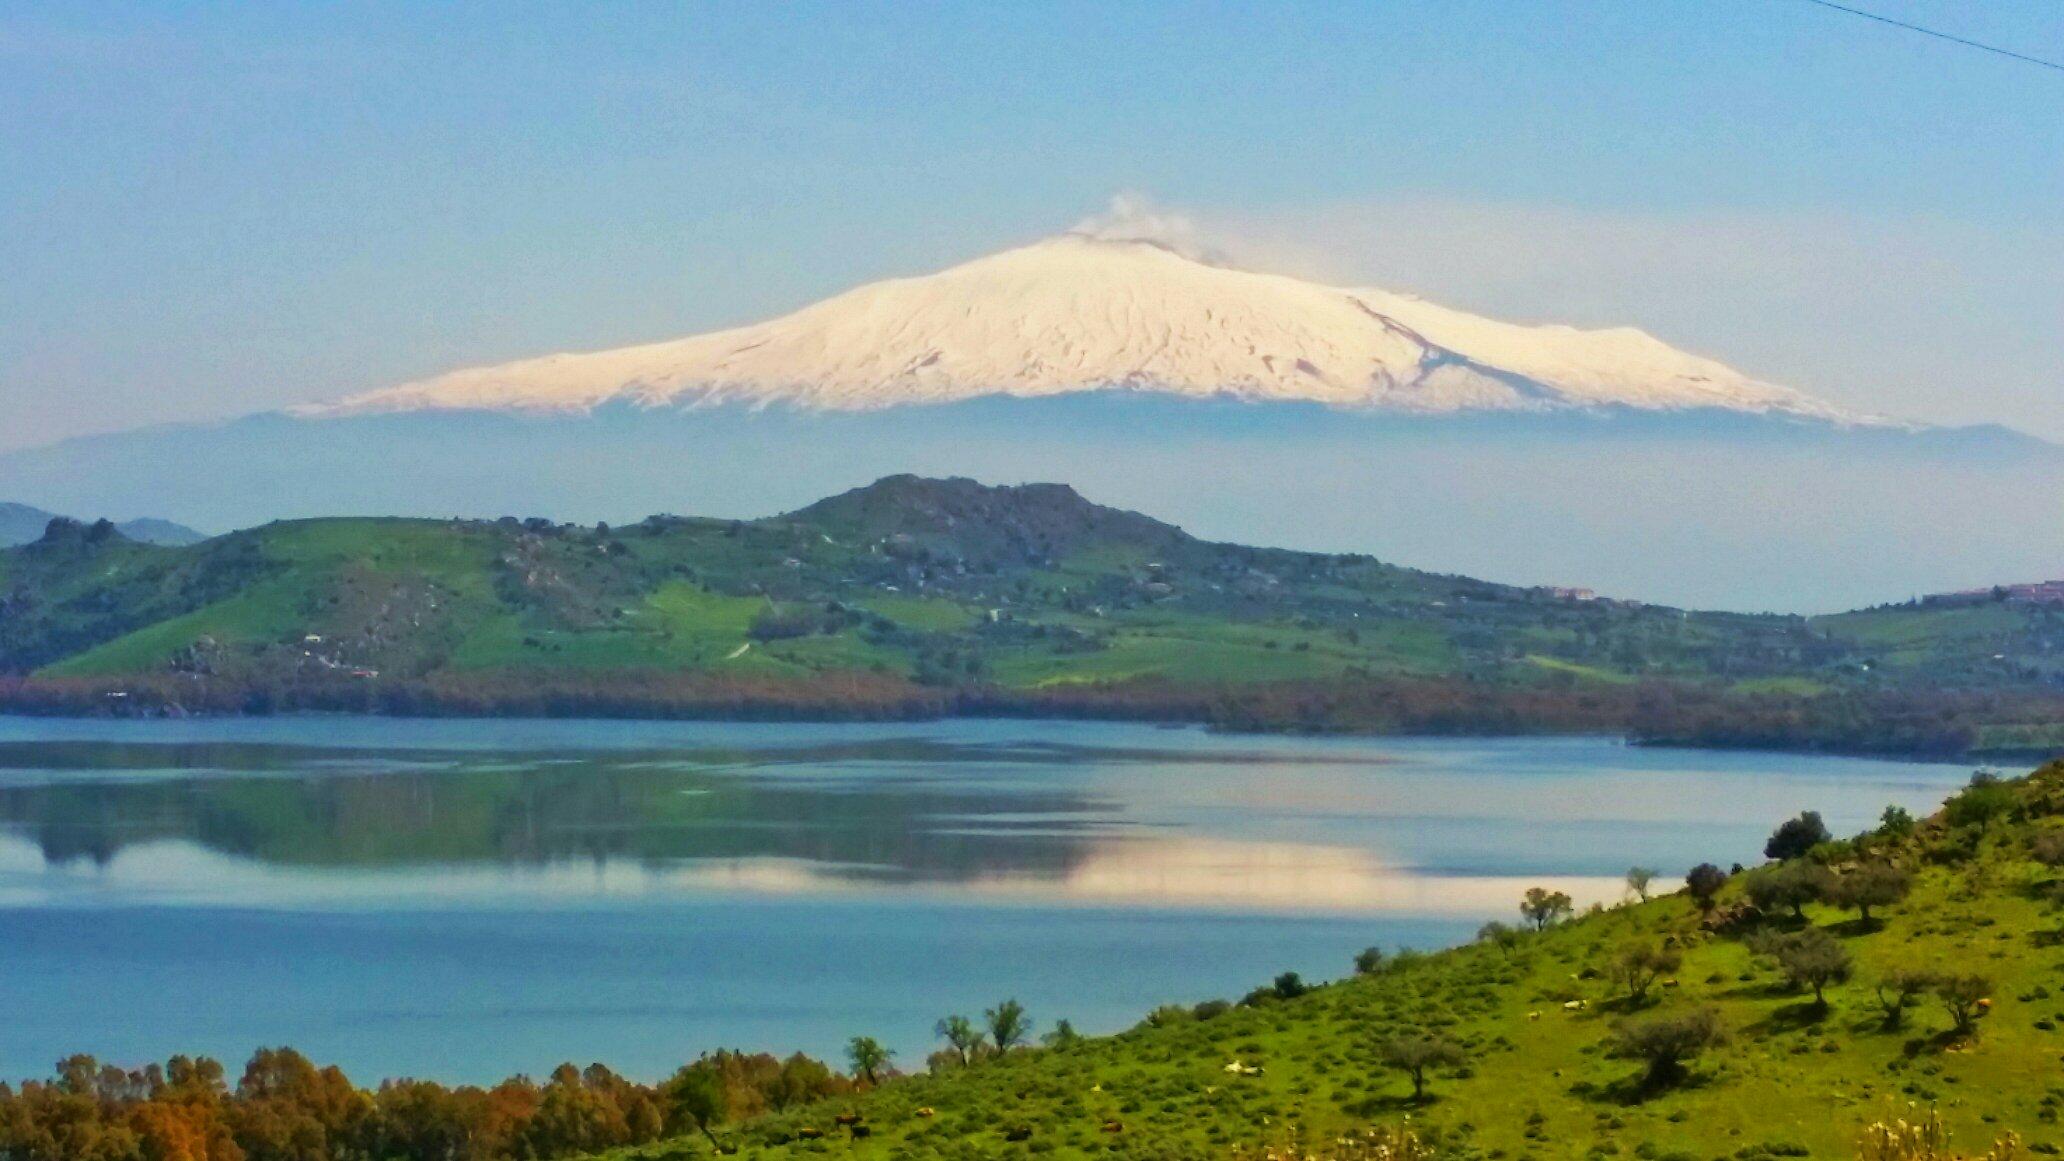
305;233;1859;422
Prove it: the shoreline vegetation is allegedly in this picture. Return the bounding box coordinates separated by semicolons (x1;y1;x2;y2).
3;671;2060;762
4;761;2055;1160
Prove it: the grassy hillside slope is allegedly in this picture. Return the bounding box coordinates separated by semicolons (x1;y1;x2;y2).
592;764;2064;1160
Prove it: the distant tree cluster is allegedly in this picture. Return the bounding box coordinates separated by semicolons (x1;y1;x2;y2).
929;999;1037;1072
6;659;2061;767
0;670;957;722
0;1045;854;1161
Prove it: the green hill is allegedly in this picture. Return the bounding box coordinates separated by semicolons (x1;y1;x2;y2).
583;762;2064;1160
3;476;2063;756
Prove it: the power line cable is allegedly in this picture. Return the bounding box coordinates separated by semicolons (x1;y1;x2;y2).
1787;0;2064;74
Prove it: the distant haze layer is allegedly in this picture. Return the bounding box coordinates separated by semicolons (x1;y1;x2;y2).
0;398;2051;613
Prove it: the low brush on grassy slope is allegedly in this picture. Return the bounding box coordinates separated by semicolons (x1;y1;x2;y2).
593;762;2064;1160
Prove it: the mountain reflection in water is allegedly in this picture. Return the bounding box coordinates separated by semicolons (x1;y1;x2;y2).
0;718;1992;1083
0;722;1972;915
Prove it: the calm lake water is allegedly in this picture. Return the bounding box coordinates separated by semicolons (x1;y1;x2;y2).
0;716;1977;1084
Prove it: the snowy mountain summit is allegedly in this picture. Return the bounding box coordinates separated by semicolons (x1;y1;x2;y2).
309;232;1859;422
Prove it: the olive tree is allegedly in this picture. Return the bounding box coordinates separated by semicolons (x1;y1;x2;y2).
1877;804;1916;838
1611;1007;1728;1088
1625;867;1657;903
1827;862;1911;925
1378;1033;1465;1103
1943;772;2014;832
1934;973;1991;1037
662;1066;728;1149
985;998;1031;1053
1744;861;1833;920
1685;863;1728;912
934;1014;987;1065
1765;927;1851;1008
1610;941;1682;1006
1477;921;1522;953
845;1036;892;1085
1872;968;1933;1029
1765;811;1832;861
1520;886;1574;931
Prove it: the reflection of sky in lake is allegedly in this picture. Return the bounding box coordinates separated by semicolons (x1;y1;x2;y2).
0;720;1979;914
0;720;1978;915
0;716;1983;1083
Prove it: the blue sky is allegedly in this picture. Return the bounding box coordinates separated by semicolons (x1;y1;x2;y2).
2;1;2059;450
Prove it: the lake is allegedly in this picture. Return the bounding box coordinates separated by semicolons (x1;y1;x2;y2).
0;715;1977;1085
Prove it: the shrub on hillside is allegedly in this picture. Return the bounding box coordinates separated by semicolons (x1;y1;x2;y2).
984;999;1030;1053
1932;974;1991;1037
1610;1007;1728;1088
1753;927;1851;1008
1876;804;1917;839
2029;828;2064;869
1377;1034;1465;1103
1766;811;1832;860
1271;971;1310;1000
1745;861;1835;920
1871;968;1933;1029
1685;862;1729;911
1520;886;1574;930
1610;941;1683;1006
1626;866;1657;902
1943;772;2016;832
1477;921;1523;953
1827;862;1912;925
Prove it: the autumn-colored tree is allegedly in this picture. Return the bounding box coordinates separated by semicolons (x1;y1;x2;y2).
770;1053;841;1110
130;1100;243;1161
229;1047;371;1161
